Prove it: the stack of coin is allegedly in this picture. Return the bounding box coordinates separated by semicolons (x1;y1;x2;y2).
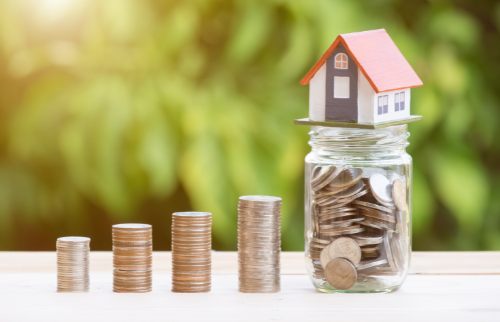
308;165;366;279
360;245;380;259
112;224;152;293
171;212;212;293
307;165;408;290
57;236;90;292
238;196;281;293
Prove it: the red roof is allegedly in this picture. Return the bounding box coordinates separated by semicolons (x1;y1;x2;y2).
300;29;423;93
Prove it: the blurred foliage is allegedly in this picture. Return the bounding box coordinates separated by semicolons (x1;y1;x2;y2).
0;0;499;251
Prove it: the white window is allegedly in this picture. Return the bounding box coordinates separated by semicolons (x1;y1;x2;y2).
395;92;405;111
378;95;388;115
334;76;349;98
335;53;348;69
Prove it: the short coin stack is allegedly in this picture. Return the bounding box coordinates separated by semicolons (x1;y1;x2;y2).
112;224;152;293
57;236;90;292
238;195;282;293
171;212;212;293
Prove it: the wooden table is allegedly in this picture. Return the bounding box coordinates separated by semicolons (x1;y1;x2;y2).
0;251;499;321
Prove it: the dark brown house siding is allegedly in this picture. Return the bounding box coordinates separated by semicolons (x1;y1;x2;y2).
325;43;358;122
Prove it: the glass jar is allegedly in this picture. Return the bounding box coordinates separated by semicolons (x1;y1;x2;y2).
304;124;412;293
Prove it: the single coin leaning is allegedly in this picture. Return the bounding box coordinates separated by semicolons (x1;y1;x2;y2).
392;179;406;212
319;244;332;269
324;258;357;290
369;174;393;203
328;237;361;266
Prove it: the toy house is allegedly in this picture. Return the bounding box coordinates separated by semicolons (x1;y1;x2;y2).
297;29;422;128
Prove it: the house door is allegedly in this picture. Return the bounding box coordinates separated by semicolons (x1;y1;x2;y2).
325;44;358;122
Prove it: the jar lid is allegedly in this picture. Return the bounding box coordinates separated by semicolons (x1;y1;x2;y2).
294;116;421;129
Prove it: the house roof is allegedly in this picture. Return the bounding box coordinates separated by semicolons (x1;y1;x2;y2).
300;29;423;93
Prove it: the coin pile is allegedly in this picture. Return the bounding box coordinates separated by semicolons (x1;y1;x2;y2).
171;212;212;293
238;196;282;293
307;165;408;290
57;236;90;292
112;224;152;293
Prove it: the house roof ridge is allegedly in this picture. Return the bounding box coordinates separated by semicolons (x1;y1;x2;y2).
300;29;422;93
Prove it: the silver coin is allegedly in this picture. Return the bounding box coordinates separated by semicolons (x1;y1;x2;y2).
308;236;334;245
361;167;387;178
372;194;397;209
384;233;397;272
356;259;388;270
113;223;152;229
328;237;361;266
318;212;358;222
320;227;364;236
311;166;334;186
369;174;393;203
328;168;363;189
392;179;407;212
354;200;393;213
318;206;357;215
336;189;369;204
319;243;332;268
324;258;357;290
329;181;365;199
173;212;212;218
313;165;349;191
359;208;396;223
315;195;340;206
360;218;396;232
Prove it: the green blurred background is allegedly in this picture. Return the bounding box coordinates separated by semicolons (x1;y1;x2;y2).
0;0;499;251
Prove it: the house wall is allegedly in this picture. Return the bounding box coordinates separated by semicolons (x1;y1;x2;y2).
308;63;326;121
309;58;412;124
372;88;411;123
325;43;358;122
357;70;375;124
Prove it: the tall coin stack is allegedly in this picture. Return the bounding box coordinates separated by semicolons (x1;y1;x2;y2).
171;212;212;293
57;237;90;292
112;224;153;293
238;196;282;293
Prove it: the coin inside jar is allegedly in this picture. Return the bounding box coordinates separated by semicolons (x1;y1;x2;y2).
392;179;407;212
328;237;361;266
324;258;357;290
308;161;409;291
328;168;363;189
369;174;393;203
